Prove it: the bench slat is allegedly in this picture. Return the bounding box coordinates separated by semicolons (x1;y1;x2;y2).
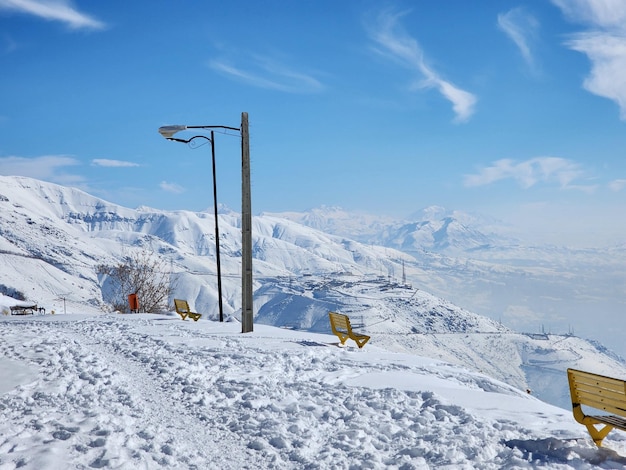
574;379;625;395
330;315;349;330
576;398;626;418
574;387;626;407
590;414;626;431
569;370;625;390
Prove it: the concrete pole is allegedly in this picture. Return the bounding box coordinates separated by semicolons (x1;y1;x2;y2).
241;112;253;333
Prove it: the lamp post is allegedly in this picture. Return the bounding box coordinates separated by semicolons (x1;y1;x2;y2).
158;113;253;332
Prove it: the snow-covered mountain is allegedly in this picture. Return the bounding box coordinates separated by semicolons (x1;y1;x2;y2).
268;205;626;365
0;175;624;411
265;204;510;253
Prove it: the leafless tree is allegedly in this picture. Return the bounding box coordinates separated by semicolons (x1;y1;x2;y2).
97;247;174;313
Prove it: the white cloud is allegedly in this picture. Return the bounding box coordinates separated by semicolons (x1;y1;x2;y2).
497;7;539;71
566;33;626;118
0;154;81;180
92;159;139;168
367;9;477;123
210;56;323;94
552;0;626;119
464;156;589;190
160;181;184;194
551;0;626;29
608;178;626;191
0;0;105;30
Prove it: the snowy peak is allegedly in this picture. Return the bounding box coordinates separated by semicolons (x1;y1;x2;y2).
269;204;506;254
263;205;398;242
408;204;450;221
0;175;134;224
385;216;496;253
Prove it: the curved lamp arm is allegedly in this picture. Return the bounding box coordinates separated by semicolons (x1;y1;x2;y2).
165;135;212;149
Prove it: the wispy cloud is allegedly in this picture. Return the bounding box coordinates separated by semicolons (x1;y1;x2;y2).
0;0;105;30
497;7;540;72
210;55;324;94
0;154;81;180
464;156;593;191
552;0;626;119
366;9;477;123
160;181;184;194
92;159;139;168
608;178;626;191
552;0;626;28
0;154;89;189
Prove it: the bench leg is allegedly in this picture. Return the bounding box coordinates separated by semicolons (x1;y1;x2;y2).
585;423;613;447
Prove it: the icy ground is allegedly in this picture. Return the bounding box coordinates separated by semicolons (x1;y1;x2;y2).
1;313;626;469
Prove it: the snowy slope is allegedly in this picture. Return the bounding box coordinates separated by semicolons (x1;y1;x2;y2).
252;273;626;411
0;175;624;412
268;205;626;363
1;314;626;469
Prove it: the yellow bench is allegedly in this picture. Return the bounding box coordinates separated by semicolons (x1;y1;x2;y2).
567;368;626;447
328;312;370;349
174;299;202;321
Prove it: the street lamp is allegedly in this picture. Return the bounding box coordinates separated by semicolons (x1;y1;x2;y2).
157;114;253;332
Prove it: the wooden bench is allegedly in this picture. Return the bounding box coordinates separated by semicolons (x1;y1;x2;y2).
328;312;370;349
567;368;626;447
174;299;201;321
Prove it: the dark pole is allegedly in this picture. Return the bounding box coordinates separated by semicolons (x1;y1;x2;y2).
210;130;224;322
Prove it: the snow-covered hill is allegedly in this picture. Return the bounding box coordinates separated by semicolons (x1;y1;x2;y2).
252;273;626;410
0;175;624;412
2;314;626;469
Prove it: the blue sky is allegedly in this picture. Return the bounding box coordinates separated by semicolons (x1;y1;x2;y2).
1;0;626;246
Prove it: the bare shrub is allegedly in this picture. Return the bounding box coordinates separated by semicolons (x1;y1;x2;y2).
97;247;174;313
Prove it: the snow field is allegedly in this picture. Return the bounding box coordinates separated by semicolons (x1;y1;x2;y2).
1;314;626;469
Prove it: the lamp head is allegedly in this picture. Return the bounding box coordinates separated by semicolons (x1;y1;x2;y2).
158;125;187;139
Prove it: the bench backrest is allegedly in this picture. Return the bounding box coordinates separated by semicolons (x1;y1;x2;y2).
174;299;190;313
568;368;626;418
329;312;352;333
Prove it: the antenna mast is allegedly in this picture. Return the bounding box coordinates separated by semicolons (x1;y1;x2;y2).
402;260;406;285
